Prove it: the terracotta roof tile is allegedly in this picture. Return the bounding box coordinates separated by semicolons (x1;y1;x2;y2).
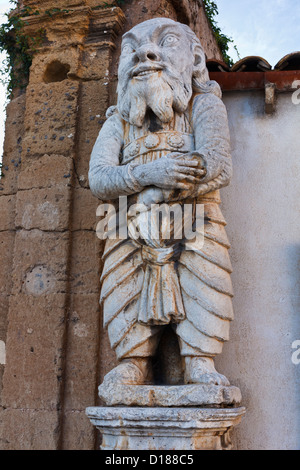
206;59;230;73
231;56;272;72
274;52;300;71
206;53;300;72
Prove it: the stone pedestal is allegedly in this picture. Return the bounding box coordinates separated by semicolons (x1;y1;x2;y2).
87;384;245;450
98;383;242;408
86;406;246;450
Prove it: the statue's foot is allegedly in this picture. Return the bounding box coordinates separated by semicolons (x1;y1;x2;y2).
102;358;153;386
184;356;230;386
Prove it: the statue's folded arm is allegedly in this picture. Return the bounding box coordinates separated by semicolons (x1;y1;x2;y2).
89;113;144;200
191;92;233;196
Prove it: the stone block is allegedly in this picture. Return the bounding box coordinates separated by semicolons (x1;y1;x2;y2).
88;0;119;8
0;232;15;297
23;0;86;11
0;95;26;196
11;230;70;296
2;293;66;409
0;164;19;197
22;81;79;157
0;195;15;231
74;80;110;188
0;366;4;399
23;3;92;46
80;47;111;81
0;408;60;450
2;95;26;156
29;47;81;85
72;187;99;231
18;154;73;190
15;187;72;231
63;293;100;410
61;410;96;450
98;327;118;387
0;295;9;340
69;231;102;294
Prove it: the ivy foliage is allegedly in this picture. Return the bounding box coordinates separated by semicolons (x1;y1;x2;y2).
0;1;44;96
203;0;239;66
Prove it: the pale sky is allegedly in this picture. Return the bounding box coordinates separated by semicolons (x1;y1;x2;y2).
0;0;300;158
216;0;300;65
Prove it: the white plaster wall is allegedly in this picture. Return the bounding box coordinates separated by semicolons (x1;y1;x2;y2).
216;91;300;450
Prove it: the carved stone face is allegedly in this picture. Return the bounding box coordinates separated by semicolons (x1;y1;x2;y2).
119;18;195;86
117;18;201;127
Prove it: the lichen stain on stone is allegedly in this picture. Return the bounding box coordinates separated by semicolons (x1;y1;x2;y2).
24;265;56;296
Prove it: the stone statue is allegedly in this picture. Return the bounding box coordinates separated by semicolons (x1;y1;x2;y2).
89;18;233;389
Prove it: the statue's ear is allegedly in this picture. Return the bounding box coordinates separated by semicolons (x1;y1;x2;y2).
192;44;210;84
193;45;206;69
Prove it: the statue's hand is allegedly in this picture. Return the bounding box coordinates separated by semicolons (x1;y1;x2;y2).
135;187;165;208
132;155;206;191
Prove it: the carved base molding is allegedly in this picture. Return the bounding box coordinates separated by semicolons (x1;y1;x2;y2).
86;406;246;450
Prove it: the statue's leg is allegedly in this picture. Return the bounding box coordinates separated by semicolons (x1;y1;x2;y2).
102;323;163;386
101;238;163;385
176;205;233;386
176;325;230;386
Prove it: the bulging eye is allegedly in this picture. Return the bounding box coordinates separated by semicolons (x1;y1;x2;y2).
122;44;135;55
161;35;179;46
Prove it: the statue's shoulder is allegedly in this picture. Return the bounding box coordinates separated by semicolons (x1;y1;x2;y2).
106;105;119;118
105;106;126;127
192;90;222;106
192;90;226;117
103;106;124;128
95;106;124;141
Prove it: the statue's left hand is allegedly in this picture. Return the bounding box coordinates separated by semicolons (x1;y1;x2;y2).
168;152;206;174
163;152;207;200
131;155;206;191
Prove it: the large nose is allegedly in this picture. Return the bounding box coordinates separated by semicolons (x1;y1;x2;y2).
134;44;161;63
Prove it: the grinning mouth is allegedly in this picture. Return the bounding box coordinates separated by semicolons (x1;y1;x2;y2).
132;66;163;78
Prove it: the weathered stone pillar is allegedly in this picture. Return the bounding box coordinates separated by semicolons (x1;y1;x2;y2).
0;1;125;450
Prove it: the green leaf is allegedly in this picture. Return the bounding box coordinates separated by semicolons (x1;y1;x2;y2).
203;0;238;66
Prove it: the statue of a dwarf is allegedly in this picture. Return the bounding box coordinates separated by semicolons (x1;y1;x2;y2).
89;18;233;387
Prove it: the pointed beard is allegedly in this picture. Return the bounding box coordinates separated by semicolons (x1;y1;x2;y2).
117;71;193;127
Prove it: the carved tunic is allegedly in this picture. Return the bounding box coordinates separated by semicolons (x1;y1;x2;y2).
89;92;233;359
